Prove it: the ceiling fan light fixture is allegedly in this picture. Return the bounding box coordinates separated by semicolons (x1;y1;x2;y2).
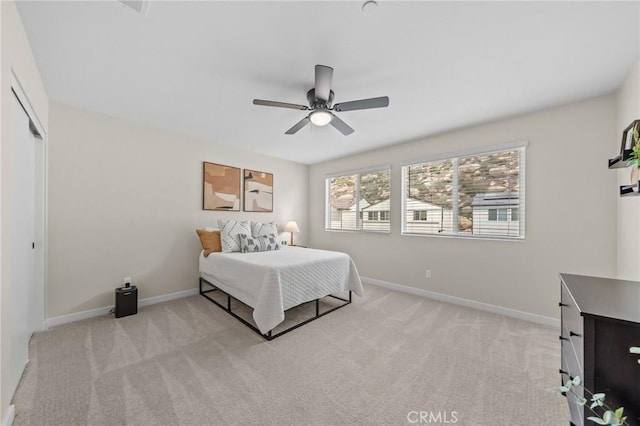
309;110;333;126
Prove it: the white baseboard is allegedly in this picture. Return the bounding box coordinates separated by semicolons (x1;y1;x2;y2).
138;288;199;308
44;288;199;329
361;277;560;329
2;404;15;426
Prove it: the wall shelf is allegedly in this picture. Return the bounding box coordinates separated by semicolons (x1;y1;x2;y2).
608;149;633;169
609;120;639;196
620;184;640;197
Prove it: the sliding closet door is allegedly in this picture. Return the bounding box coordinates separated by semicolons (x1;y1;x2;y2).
8;92;37;399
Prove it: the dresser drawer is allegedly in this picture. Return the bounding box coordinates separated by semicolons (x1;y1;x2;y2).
561;283;584;370
565;391;584;426
561;347;584;426
561;341;582;380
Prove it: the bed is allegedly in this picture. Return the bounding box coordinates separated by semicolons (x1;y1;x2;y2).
198;246;363;339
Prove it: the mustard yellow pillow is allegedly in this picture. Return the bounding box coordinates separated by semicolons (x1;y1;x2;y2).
196;229;222;257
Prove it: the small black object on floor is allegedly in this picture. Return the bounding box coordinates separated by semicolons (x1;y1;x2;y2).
115;286;138;318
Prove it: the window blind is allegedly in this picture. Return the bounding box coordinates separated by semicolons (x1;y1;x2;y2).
402;146;525;239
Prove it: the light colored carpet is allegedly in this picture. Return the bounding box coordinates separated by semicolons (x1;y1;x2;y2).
12;284;566;425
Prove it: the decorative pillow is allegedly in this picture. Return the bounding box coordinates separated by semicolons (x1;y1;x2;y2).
218;219;252;253
251;221;278;238
239;233;280;253
195;229;222;257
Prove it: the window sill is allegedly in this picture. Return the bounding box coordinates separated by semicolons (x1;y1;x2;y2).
325;229;391;234
401;231;525;242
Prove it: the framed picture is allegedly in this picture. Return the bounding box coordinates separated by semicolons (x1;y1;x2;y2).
203;162;241;211
621;120;640;153
243;169;273;212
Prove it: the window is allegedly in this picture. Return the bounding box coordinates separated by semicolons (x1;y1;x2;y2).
488;208;509;221
365;211;390;221
326;167;390;232
402;143;525;239
413;210;427;221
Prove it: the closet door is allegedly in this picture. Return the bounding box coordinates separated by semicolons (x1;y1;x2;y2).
8;92;36;398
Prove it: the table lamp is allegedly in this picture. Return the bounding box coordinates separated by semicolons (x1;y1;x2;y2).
284;221;300;246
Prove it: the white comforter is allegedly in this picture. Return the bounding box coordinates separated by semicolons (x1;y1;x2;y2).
199;247;363;334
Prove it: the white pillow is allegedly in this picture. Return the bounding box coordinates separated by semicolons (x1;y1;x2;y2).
217;220;251;253
239;233;280;253
204;227;219;232
251;221;278;238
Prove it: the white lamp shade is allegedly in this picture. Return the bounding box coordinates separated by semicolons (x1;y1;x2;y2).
284;221;300;233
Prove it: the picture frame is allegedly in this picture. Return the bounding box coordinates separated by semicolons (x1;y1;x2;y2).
621;120;640;153
243;169;273;212
202;162;241;211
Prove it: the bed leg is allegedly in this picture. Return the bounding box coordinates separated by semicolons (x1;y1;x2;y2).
315;299;320;317
227;295;231;311
349;291;352;303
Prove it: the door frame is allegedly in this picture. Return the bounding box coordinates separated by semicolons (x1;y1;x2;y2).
10;70;47;331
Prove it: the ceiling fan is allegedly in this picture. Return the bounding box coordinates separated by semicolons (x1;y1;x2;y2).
253;65;389;136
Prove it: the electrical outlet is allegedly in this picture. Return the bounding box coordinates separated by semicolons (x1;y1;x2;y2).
425;269;431;279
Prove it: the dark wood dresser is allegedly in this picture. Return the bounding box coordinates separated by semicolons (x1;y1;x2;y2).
559;273;640;426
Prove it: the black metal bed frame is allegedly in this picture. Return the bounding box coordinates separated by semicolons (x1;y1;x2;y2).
199;277;352;341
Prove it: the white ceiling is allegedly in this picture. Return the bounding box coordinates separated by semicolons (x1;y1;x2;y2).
17;1;640;165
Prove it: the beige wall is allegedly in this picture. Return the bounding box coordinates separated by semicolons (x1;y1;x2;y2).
47;103;308;318
0;0;49;420
616;60;640;280
309;95;617;320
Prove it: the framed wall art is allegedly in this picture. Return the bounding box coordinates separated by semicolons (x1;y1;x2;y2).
243;169;273;212
203;162;241;211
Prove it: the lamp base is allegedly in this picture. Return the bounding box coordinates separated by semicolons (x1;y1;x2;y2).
289;232;294;246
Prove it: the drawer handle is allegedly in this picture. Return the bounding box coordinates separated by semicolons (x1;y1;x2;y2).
559;302;569;307
570;331;582;338
559;336;569;341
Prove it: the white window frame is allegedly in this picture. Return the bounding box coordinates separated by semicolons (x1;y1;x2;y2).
401;141;527;240
325;165;391;233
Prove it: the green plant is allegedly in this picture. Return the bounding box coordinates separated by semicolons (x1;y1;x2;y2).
561;376;627;425
559;346;640;426
626;123;640;168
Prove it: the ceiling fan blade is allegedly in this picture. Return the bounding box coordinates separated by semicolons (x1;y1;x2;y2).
329;113;354;136
285;116;311;135
315;65;334;102
333;96;389;112
253;99;309;110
